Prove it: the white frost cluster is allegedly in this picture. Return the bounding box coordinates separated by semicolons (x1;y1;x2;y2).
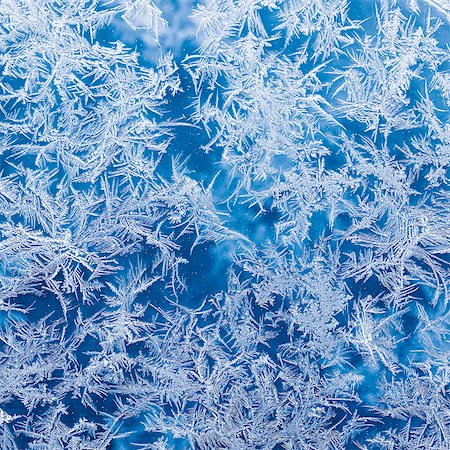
0;0;449;449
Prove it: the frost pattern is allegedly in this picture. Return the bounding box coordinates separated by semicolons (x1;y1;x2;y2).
0;0;449;449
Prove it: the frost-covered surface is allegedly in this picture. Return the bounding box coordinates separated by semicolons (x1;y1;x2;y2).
0;0;449;448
